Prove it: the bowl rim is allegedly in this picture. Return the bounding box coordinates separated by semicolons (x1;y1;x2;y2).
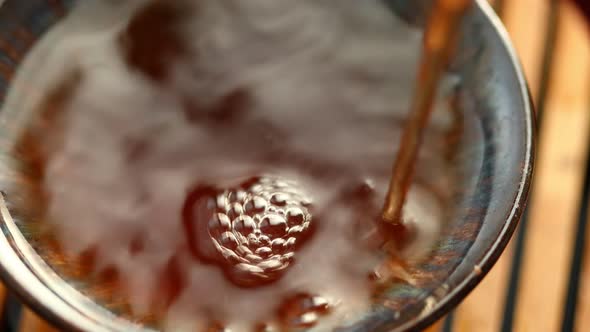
393;0;535;330
0;0;535;331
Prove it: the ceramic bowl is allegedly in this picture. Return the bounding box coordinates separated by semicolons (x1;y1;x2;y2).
0;0;534;331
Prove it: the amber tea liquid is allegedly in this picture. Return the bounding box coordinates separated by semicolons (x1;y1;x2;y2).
0;1;463;331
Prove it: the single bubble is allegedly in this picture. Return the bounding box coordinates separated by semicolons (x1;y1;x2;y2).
219;232;239;251
233;215;256;236
255;247;273;258
270;193;289;206
286;207;306;227
228;190;247;203
247;233;261;248
271;238;286;253
208;213;232;235
260;214;288;238
258;235;271;247
216;194;228;210
244;196;267;214
227;202;244;221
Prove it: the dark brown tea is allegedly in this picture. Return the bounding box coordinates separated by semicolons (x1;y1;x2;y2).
0;1;462;330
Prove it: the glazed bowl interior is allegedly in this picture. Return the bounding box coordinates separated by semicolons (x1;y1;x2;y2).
0;0;533;331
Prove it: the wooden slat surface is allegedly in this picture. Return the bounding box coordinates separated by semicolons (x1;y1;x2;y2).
424;319;444;332
513;3;590;332
0;284;4;322
452;0;552;330
18;310;57;332
500;0;553;101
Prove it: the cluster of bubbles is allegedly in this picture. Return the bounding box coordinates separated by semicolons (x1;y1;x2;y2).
184;176;315;288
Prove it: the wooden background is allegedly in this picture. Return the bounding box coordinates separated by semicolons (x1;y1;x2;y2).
1;0;590;331
431;0;590;331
